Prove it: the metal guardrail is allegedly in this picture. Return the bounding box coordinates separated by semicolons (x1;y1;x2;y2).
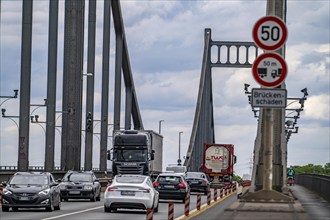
0;166;111;172
295;173;330;202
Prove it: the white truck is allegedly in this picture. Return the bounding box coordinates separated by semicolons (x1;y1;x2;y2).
108;130;163;179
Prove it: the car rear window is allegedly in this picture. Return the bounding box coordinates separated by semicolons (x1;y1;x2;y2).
157;176;182;182
186;172;205;179
116;176;146;183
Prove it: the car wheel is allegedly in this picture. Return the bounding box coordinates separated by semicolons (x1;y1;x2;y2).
2;206;9;212
54;200;61;210
90;192;96;202
46;203;54;212
104;205;111;212
153;198;159;213
96;190;101;201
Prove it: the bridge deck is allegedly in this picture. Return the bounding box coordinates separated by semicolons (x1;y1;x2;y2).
190;185;330;220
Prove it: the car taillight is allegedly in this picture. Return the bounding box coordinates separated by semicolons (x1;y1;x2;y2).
107;187;117;192
153;182;160;187
179;182;186;188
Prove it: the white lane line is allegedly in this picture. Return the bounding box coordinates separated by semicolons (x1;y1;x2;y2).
41;206;103;220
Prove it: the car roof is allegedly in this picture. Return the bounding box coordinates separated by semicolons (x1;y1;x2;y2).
115;174;148;178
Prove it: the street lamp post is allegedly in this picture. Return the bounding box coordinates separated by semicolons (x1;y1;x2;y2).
159;120;164;134
178;131;183;166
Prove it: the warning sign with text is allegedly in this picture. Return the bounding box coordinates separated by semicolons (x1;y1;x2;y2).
251;88;287;108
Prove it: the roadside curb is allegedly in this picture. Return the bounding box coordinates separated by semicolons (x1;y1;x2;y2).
175;190;235;220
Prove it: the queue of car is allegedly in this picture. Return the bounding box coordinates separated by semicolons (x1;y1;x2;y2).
1;169;213;213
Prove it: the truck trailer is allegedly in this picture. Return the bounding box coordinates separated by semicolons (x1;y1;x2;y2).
108;130;163;179
201;143;236;188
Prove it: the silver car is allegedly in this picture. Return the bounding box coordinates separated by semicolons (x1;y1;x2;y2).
104;174;159;213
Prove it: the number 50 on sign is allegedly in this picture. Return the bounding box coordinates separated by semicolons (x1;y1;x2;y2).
253;16;288;51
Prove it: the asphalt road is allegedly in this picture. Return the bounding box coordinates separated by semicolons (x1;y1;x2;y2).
0;190;224;220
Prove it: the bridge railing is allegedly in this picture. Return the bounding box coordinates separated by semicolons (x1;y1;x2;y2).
295;173;330;202
0;166;111;172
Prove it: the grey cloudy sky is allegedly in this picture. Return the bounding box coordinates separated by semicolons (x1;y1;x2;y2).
0;0;329;177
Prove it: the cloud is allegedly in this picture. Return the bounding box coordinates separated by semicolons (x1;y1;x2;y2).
304;94;330;121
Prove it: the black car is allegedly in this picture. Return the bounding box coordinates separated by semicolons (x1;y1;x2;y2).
153;173;190;203
185;172;210;195
1;172;61;212
59;170;101;202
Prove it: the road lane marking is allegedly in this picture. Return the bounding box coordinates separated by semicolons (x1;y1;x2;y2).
41;206;103;220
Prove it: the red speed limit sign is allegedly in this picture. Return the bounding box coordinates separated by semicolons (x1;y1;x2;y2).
253;16;287;51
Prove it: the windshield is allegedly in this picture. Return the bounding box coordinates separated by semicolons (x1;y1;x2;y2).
63;173;92;182
113;149;148;162
10;175;49;185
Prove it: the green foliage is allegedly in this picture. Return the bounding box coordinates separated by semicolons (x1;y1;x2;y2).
232;174;242;182
289;163;330;175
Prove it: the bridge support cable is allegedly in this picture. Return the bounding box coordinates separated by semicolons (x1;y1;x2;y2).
99;0;112;172
84;0;97;171
60;0;85;171
45;0;59;172
111;0;144;131
18;0;33;172
184;28;261;171
184;29;213;170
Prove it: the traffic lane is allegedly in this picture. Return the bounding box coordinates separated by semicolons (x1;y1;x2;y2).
0;192;210;220
290;185;330;220
0;199;104;220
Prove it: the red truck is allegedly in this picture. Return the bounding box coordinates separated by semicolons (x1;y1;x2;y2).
201;144;236;188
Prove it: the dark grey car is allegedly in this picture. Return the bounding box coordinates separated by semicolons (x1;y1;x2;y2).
185;172;210;195
59;171;101;202
1;172;61;212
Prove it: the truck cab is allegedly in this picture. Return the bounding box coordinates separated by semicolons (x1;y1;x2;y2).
108;130;162;179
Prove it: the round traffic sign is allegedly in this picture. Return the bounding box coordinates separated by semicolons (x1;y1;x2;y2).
253;16;288;51
252;53;287;88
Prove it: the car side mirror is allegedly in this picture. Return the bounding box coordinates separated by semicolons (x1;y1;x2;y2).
57;178;62;183
2;181;7;187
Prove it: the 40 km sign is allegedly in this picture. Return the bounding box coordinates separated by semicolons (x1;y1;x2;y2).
253;16;287;51
252;53;287;88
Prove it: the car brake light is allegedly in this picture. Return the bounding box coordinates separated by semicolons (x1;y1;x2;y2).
153;182;160;187
107;187;117;192
179;182;186;188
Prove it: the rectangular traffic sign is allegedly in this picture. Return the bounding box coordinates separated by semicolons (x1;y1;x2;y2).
251;88;287;108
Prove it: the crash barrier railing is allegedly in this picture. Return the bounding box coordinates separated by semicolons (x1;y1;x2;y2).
184;193;190;216
295;174;330;202
196;194;202;210
168;202;174;220
207;190;211;205
146;208;153;220
176;183;238;219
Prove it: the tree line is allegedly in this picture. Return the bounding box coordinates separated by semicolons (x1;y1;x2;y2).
290;163;330;175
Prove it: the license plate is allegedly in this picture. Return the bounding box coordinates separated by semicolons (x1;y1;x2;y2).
121;191;135;196
69;191;80;194
191;181;199;184
19;197;30;200
164;185;175;189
